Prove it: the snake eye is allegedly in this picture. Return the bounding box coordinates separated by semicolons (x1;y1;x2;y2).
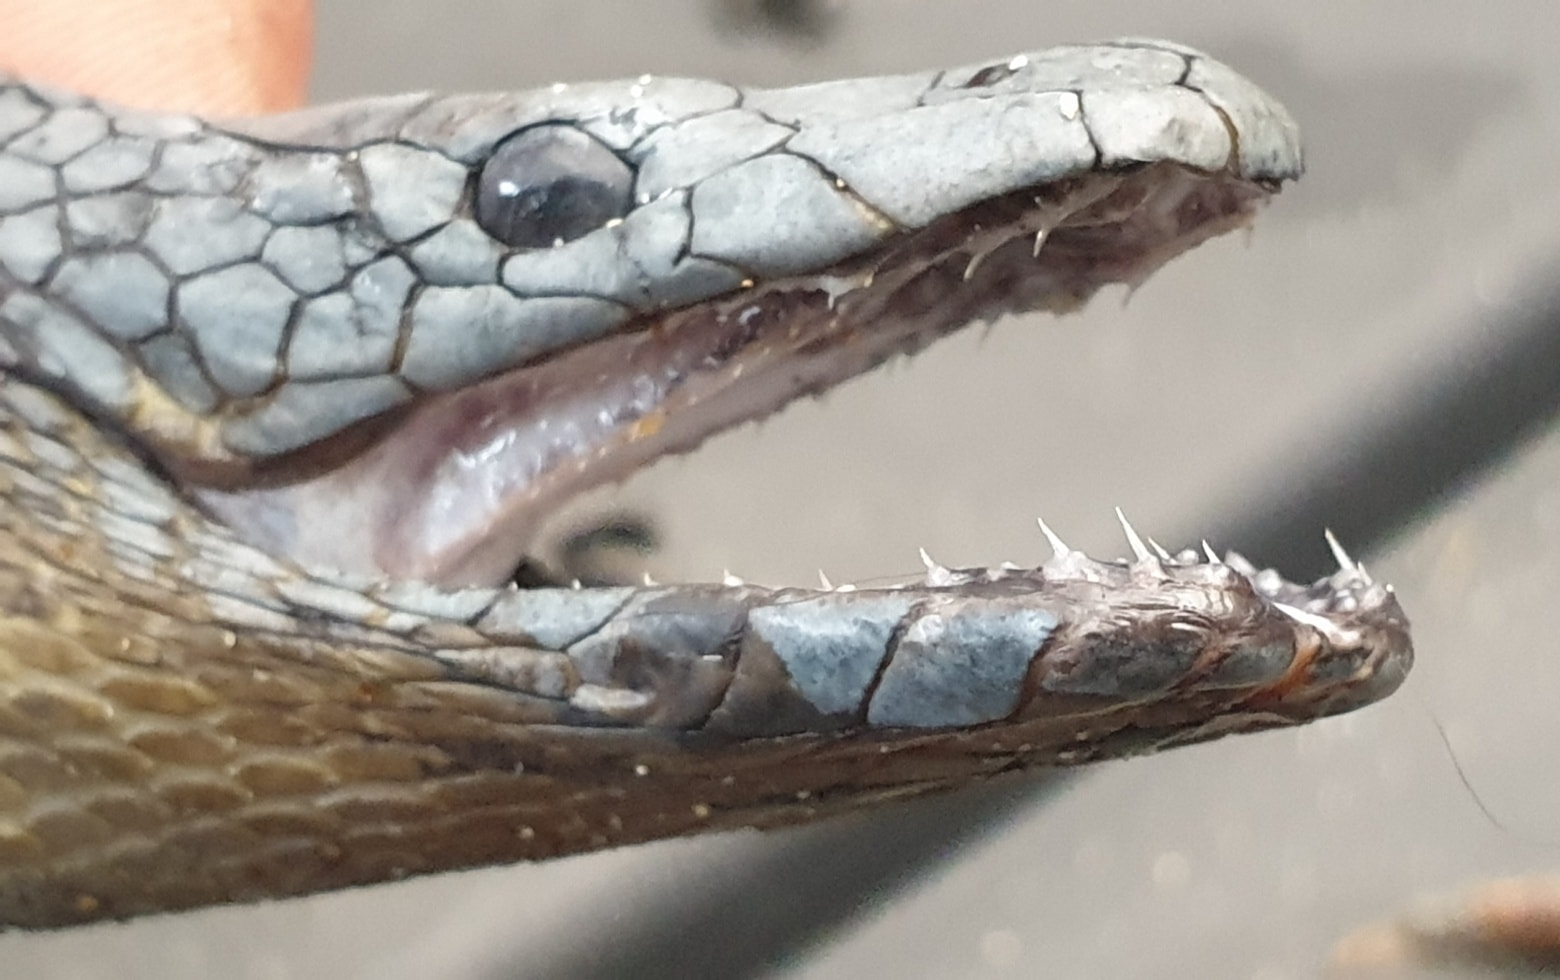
475;125;635;249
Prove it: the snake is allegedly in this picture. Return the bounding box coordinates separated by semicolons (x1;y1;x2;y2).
0;39;1412;928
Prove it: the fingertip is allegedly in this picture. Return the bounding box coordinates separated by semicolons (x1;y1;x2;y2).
0;0;314;115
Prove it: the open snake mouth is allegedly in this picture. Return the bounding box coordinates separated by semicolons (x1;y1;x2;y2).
0;41;1423;929
197;162;1277;587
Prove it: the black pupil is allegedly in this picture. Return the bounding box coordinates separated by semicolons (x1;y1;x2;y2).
475;125;634;248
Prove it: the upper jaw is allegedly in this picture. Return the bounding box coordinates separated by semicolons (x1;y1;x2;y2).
97;40;1298;478
117;41;1299;588
196;157;1283;588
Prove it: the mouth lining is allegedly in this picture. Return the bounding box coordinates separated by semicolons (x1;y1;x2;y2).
195;161;1279;589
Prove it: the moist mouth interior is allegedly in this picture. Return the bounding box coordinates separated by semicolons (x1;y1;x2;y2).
196;162;1278;589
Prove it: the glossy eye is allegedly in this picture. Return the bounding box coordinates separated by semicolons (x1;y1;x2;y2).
475;125;635;248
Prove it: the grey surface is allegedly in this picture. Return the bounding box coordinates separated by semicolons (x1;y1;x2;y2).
5;0;1560;977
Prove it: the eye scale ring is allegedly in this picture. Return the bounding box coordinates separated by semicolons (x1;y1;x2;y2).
475;124;635;249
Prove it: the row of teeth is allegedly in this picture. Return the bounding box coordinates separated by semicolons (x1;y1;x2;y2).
681;508;1375;600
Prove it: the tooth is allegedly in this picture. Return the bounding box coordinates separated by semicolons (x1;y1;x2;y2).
1273;601;1339;635
1324;528;1363;576
1324;528;1356;570
642;572;659;587
1036;517;1072;558
1224;551;1258;576
1115;507;1153;563
1147;537;1173;561
962;249;989;281
919;547;954;586
817;568;834;590
722;570;745;587
1201;540;1221;564
1032;229;1048;257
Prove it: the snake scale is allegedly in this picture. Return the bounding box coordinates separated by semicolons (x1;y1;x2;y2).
0;39;1412;928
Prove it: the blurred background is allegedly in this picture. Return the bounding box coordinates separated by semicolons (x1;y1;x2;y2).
8;1;1560;976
